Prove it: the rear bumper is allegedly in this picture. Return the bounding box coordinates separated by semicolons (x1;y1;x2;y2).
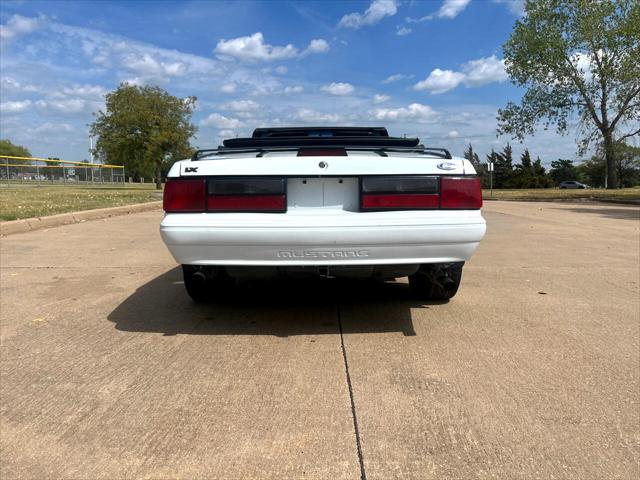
160;210;486;266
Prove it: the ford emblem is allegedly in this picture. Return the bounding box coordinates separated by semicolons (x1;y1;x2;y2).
437;162;457;170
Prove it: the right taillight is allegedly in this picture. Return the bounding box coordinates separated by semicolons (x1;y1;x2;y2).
440;177;482;209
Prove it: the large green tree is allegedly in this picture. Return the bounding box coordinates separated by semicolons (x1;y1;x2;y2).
0;139;31;164
497;0;640;189
91;84;197;189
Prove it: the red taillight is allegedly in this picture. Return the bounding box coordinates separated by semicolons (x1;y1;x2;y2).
440;177;482;209
163;179;205;212
207;194;286;212
361;193;439;210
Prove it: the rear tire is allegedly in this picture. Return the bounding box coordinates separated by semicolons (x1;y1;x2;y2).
182;265;234;303
409;262;464;301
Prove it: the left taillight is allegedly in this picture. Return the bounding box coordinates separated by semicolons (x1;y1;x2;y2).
163;179;206;212
164;177;287;213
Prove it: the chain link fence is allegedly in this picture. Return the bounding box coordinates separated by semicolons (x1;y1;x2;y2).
1;156;127;185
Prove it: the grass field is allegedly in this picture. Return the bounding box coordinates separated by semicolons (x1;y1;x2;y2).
483;187;640;203
0;185;161;221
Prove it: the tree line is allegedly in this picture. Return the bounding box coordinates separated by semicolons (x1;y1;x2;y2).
464;141;640;189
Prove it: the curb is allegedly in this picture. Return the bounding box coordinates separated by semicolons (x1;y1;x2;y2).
0;201;162;236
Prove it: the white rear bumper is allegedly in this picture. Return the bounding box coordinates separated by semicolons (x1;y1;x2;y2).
160;209;486;266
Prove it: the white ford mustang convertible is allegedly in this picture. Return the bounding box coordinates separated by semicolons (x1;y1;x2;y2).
160;127;486;302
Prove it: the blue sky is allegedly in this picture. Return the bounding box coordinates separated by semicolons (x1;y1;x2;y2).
1;0;585;164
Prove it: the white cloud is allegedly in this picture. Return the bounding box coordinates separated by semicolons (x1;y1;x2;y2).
33;122;74;133
414;69;465;94
447;130;459;138
294;108;343;123
284;85;304;94
36;98;90;114
200;113;244;129
0;14;44;42
221;82;237;93
121;52;186;78
320;82;354;96
1;99;32;113
275;66;288;74
414;55;507;93
338;0;398;29
373;94;390;104
406;0;471;22
57;84;107;100
218;129;235;139
373;103;437;122
437;0;472;19
220;99;259;111
305;38;330;54
461;55;508;86
215;32;329;62
381;73;412;84
0;77;39;92
396;26;412;36
493;0;525;16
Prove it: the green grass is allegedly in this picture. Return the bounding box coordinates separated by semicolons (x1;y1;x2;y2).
483;187;640;203
0;184;161;221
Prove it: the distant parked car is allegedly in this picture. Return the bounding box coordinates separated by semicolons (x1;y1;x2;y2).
559;181;589;189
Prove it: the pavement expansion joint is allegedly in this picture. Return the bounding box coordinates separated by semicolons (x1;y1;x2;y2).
337;304;367;480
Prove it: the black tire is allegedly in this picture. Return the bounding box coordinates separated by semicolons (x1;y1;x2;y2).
409;262;464;301
182;265;234;303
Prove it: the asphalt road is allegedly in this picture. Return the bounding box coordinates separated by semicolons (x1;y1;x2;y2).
1;201;639;480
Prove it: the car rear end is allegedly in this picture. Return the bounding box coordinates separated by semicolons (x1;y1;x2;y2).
160;128;486;301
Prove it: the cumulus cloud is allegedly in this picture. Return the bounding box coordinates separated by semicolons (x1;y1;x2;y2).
381;73;412;84
373;94;390;104
320;82;354;96
305;38;330;54
200;113;244;129
462;55;508;86
406;0;471;22
0;14;44;42
121;52;186;78
414;55;507;93
1;99;32;113
294;108;343;123
33;122;74;133
215;32;329;62
0;77;39;92
220;99;259;111
414;69;465;94
372;103;437;122
36;98;90;114
396;26;412;36
338;0;398;29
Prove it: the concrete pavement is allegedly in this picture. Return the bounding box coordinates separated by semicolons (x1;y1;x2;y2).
1;201;639;479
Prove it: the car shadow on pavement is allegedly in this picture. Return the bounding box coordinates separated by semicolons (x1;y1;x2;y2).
108;267;441;337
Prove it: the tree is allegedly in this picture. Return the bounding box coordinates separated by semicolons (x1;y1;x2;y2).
497;0;640;189
532;157;553;188
463;143;489;187
91;84;197;189
512;149;533;188
549;159;578;184
493;143;514;188
0;139;31;164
